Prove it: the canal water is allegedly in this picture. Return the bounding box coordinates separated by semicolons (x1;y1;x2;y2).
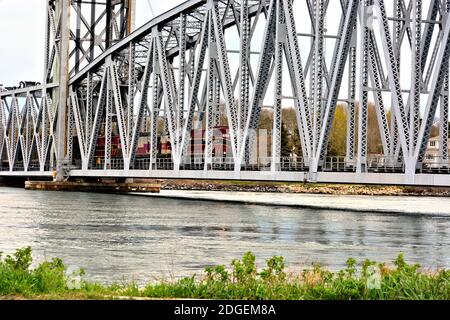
0;187;449;284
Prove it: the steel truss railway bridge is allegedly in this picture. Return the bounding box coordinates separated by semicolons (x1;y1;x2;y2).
1;0;450;186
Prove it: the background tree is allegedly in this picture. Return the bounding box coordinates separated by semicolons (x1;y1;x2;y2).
327;103;347;156
367;103;383;154
282;108;301;156
280;123;291;157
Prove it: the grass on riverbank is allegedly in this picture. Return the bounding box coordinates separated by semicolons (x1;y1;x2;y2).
1;247;449;300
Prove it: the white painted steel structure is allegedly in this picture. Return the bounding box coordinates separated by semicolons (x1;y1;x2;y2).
1;0;450;186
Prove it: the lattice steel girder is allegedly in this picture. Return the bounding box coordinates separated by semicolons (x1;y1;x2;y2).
0;86;58;173
240;0;277;165
357;1;370;173
129;40;154;169
415;13;450;164
178;12;211;165
373;0;410;160
69;0;266;86
368;32;391;157
409;0;421;157
282;0;311;159
210;0;239;162
86;72;107;169
4;0;450;185
315;0;359;165
271;0;284;172
65;0;134;75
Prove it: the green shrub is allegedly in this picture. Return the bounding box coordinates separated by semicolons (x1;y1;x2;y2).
0;247;69;296
1;247;449;300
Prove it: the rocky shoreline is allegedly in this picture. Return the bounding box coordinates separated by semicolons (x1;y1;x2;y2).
3;176;449;197
154;179;450;197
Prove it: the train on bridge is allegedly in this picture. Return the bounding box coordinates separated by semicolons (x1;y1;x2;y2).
82;126;233;170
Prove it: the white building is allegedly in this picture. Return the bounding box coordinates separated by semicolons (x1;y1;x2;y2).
424;136;450;166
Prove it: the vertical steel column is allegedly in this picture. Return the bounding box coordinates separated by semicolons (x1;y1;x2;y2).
41;2;56;171
346;29;357;165
75;0;82;74
89;0;96;63
440;74;449;162
440;0;450;163
178;13;187;159
272;0;283;172
409;0;421;173
390;0;402;160
8;96;17;171
127;42;135;157
239;0;250;144
127;0;136;33
205;16;215;170
311;0;324;157
150;44;160;170
56;0;70;181
357;1;370;174
213;71;221;127
25;95;33;170
66;92;74;164
106;0;113;49
10;97;19;171
41;7;49;168
40;96;47;169
86;73;93;157
104;66;112;170
189;47;196;86
43;1;52;86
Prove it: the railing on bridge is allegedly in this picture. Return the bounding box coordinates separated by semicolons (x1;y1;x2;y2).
3;153;450;178
420;156;450;174
367;156;405;173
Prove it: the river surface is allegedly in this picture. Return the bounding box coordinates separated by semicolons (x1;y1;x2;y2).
0;187;449;284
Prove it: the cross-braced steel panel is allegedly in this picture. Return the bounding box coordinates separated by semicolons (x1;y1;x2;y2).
1;0;450;186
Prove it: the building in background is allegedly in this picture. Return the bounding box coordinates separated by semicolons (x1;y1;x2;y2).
424;136;450;167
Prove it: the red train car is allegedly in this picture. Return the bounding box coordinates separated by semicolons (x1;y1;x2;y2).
186;126;232;159
92;126;231;163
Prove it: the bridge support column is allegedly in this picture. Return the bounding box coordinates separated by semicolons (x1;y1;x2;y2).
308;157;318;182
123;158;130;173
81;159;89;172
56;0;70;182
404;156;416;184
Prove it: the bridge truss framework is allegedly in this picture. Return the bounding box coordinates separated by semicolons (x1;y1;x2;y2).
1;0;450;186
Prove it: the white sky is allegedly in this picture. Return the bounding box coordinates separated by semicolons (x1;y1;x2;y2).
0;0;184;86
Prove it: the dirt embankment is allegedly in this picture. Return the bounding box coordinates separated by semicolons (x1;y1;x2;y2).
133;179;450;197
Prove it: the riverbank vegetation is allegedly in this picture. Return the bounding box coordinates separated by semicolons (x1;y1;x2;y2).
1;247;449;300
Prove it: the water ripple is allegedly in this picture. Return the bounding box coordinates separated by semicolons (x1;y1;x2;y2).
0;187;449;284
